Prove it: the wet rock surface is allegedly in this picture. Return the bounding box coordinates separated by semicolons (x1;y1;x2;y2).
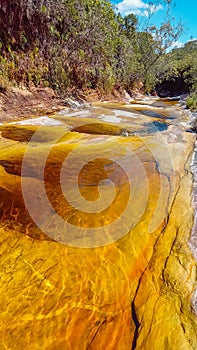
0;98;197;349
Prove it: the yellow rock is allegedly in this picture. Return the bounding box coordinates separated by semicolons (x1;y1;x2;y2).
0;102;196;349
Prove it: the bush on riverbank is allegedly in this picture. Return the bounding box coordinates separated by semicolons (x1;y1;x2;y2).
0;0;194;99
187;93;197;111
0;0;134;94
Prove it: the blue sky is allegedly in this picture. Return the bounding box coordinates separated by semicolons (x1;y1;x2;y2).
110;0;197;47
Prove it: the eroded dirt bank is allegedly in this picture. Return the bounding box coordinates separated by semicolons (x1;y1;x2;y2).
0;86;132;124
0;86;67;123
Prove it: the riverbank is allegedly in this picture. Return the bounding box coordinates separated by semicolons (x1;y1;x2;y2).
1;84;196;125
0;85;141;124
0;86;69;123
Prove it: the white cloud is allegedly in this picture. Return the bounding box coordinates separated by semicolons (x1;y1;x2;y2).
116;0;163;17
166;38;197;52
147;4;163;15
166;41;184;52
172;41;184;48
187;38;197;43
117;0;147;12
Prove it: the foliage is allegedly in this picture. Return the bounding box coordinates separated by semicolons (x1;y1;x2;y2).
0;0;193;96
0;0;125;93
187;93;197;111
156;39;197;93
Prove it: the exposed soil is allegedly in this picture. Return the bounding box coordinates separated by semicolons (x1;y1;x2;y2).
0;86;67;124
0;85;137;124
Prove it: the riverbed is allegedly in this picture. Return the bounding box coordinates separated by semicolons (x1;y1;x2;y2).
0;97;196;349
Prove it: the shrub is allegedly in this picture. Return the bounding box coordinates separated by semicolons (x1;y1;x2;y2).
187;93;197;111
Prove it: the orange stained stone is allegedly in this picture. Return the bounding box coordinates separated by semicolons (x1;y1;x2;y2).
0;101;196;349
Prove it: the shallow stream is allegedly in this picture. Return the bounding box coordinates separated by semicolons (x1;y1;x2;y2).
0;97;197;349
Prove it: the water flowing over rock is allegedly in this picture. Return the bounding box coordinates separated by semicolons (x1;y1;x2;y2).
0;98;197;349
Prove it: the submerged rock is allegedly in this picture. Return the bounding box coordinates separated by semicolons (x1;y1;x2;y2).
0;101;197;349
